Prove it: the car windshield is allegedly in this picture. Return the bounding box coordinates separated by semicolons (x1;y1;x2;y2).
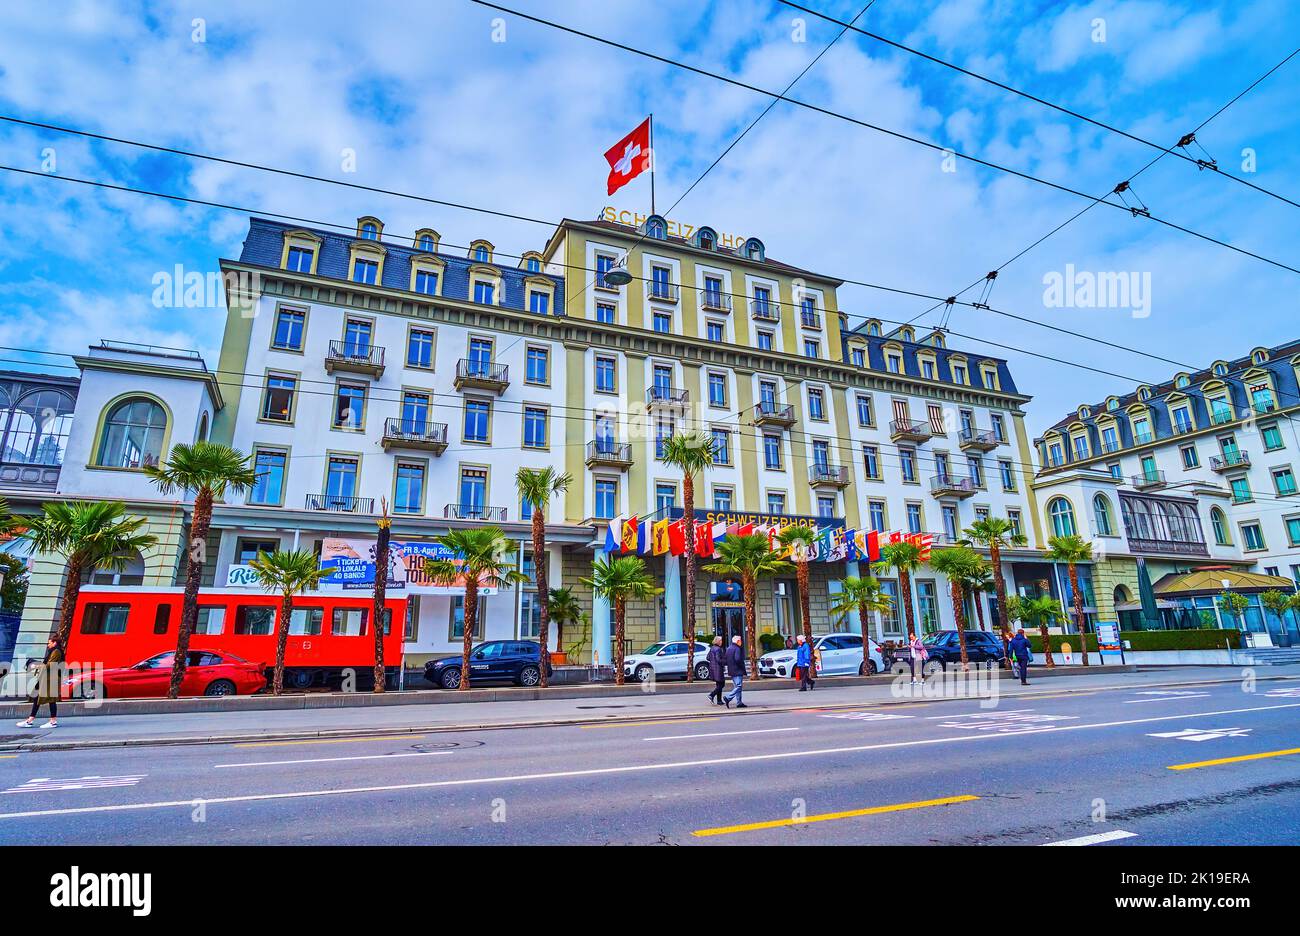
137;652;175;669
640;643;665;655
921;632;948;645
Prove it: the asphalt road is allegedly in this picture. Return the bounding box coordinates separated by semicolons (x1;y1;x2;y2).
1;673;1298;845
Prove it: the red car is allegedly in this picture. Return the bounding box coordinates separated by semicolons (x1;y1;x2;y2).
63;650;267;699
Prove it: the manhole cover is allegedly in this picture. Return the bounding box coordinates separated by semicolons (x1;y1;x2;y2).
409;740;482;751
575;704;647;710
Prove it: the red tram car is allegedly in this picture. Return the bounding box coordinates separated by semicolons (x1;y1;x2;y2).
65;587;407;694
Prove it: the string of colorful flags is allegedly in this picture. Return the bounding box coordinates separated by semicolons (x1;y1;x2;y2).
602;516;934;564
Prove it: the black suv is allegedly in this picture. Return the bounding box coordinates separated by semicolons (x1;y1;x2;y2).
424;640;553;689
918;630;1008;672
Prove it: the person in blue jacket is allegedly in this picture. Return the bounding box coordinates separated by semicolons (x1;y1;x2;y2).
1008;628;1033;685
795;634;815;691
722;635;747;708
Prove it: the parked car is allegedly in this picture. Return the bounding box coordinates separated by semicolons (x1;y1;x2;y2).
623;641;713;682
917;630;1008;673
62;650;266;699
758;633;885;678
423;640;552;689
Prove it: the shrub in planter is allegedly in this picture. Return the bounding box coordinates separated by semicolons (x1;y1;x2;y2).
1027;628;1242;653
759;632;786;654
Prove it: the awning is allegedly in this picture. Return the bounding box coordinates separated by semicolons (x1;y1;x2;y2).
1151;567;1296;597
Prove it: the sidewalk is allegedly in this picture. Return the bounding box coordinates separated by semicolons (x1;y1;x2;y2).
5;665;1295;752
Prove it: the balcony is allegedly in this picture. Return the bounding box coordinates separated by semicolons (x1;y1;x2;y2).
930;475;977;499
1101;440;1121;454
1131;470;1167;491
1210;409;1236;426
444;504;508;522
958;428;999;452
750;299;780;323
325;340;385;378
454;359;509;394
382;418;448;455
799;309;822;330
646;386;689;411
808;464;850;489
306;493;374;514
890;418;933;443
645;282;679;305
1210;450;1251;473
1132;432;1155;446
698;289;732;313
1254;398;1277;415
586;440;633;470
0;461;61;493
752;401;796;428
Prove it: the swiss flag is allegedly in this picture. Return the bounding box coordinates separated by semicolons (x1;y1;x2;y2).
604;118;651;196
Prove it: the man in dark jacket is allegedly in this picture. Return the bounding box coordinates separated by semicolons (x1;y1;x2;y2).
1008;628;1032;684
722;635;747;708
705;637;726;705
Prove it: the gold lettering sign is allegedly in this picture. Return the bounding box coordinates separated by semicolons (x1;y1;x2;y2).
600;207;746;249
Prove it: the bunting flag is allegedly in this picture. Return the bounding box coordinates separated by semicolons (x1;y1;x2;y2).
888;530;903;545
604;518;622;553
694;522;715;558
736;522;755;538
620;515;639;553
652;518;671;555
637;520;652;555
667;518;687;556
712;521;728;544
866;529;881;562
816;527;835;561
907;532;935;561
828;528;848;562
844;528;860;563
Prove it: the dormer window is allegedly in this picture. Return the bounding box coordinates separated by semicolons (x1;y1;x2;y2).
1175;374;1190;389
646;217;666;239
418;234;435;251
867;322;881;337
1138;387;1151;401
742;237;765;262
1106;397;1119;411
527;257;541;273
286;246;313;273
1079;406;1091;419
1252;348;1269;364
699;231;714;250
900;327;914;342
1213;361;1229;376
469;240;494;263
475;246;489;262
361;223;379;240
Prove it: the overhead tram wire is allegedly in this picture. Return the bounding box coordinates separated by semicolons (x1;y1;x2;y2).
777;0;1300;211
467;0;1300;278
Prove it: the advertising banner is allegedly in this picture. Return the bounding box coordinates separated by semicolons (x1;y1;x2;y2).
317;539;499;595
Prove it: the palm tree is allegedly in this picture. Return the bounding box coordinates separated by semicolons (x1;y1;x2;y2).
145;441;258;698
582;555;662;685
515;467;571;687
777;525;817;646
372;499;392;693
966;561;995;633
248;549;330;695
712;532;794;674
828;576;894;674
22;501;157;645
875;539;924;638
963;517;1027;658
1046;534;1094;666
426;527;526;690
547;586;587;661
660;432;715;683
1017;594;1065;664
929;546;984;670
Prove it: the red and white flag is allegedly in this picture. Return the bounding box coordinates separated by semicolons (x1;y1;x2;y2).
604;118;651;196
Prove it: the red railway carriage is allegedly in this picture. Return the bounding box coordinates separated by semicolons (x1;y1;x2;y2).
66;587;407;691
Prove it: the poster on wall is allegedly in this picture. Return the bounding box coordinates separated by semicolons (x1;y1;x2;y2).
317;539;499;595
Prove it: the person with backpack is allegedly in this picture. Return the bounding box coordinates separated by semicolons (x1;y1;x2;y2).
1009;628;1033;685
794;634;814;691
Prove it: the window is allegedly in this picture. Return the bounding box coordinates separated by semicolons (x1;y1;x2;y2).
818;496;836;519
1241;523;1265;551
763;434;782;470
851;348;865;367
752;285;772;316
711;428;731;465
951;363;967;384
650;266;672;298
922;360;936;380
767;492;786;515
862;444;880;479
473;281;496;305
285;246;313;273
325;456;358;501
595;254;615;289
333;383;365;429
520;590;542;639
523;407;548;449
97;397;167;469
352;258;378;284
999;460;1015;491
703;276;723;307
473;244;490;262
272;308;306;350
1262;423;1284;451
594;479;617;519
706;322;724;343
464;399;491;443
235;606;275;636
808;387;826;420
1108;462;1122;480
594;355;616;393
1181;445;1199;469
332;607;369;637
236;539;278;564
260;375;296;424
414;269;439;295
458;468;488;516
450;597;484;640
713;488;733;512
906;503;922;534
868;500;886;532
812;440;830;469
942;505;958;541
418;234;436;252
360;222;379;240
290;608;324;636
1231;477;1252;504
249;449;288;505
1047;442;1064;467
1048;497;1076;537
803;339;820;359
656;483;676;512
595;302;616;324
394;462;425;514
1007;509;1023;539
1073;435;1089;460
899;447;916;483
966;455;984;488
991;413;1006;441
1273;467;1298;496
927;404;946;435
1211;507;1230;545
756;331;774;351
1285;517;1300;548
655;415;675;458
1172;406;1193;433
708;372;727;407
1093;494;1114;536
887;354;902;373
80;603;130;635
653;312;672;333
525;346;549;385
406;328;435;369
856;394;874;427
528;291;550;315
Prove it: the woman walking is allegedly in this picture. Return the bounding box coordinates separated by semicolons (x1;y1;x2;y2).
908;630;928;685
795;634;814;691
18;635;64;728
705;636;726;705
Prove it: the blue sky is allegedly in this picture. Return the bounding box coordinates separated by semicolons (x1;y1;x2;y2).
1;0;1297;436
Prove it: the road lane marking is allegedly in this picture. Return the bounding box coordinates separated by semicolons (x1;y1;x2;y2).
3;702;1298;821
582;717;721;730
1125;692;1211;703
819;712;913;721
1168;747;1300;771
925;709;1035;719
1041;830;1137;846
214;751;454;769
643;727;799;741
1148;727;1252;741
232;735;427;748
692;795;979;837
5;775;145;794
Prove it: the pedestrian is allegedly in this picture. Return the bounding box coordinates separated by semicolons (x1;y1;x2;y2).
17;635;64;729
908;630;928;685
795;634;814;691
1009;627;1033;685
705;636;726;705
722;635;747;708
784;635;795;651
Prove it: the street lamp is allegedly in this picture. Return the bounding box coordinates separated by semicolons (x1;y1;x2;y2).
603;254;633;287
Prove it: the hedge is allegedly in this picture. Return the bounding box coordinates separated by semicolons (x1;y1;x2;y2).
1025;629;1241;653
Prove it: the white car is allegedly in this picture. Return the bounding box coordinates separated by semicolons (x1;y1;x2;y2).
623;641;713;682
758;633;885;678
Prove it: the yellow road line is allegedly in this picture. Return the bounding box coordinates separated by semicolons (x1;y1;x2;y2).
692;794;979;837
233;735;425;748
0;755;17;759
582;717;721;730
1168;747;1300;771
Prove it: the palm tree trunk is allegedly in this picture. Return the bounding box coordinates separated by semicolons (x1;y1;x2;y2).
744;572;758;674
460;580;478;690
951;584;969;670
899;568;916;636
683;474;696;683
1039;617;1056;668
798;560;812;645
858;599;871;673
532;510;549;687
973;589;987;631
372;519;390;692
273;592;293;695
169;488;212;699
1070;562;1089;666
990;541;1012;664
613;596;626;686
55;555;85;646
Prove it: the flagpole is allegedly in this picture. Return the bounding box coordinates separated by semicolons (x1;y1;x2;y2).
648;112;656;217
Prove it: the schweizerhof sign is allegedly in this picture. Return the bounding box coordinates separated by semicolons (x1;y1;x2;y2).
598;208;751;251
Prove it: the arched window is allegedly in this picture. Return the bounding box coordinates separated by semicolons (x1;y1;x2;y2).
698;230;714;250
1138;387;1151;401
197;412;209;442
86;549;145;586
1092;494;1114;536
1175;374;1190;388
474;245;489;262
526;257;541;273
646;218;666;239
1048;497;1076;538
1114;584;1133;605
1079;406;1091;419
418;234;435;252
97;397;167;469
360;222;378;241
0;388;75;466
1252;349;1268;364
1106;398;1119;411
743;237;765;261
868;322;881;336
1211;507;1230;545
1213;362;1228;377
